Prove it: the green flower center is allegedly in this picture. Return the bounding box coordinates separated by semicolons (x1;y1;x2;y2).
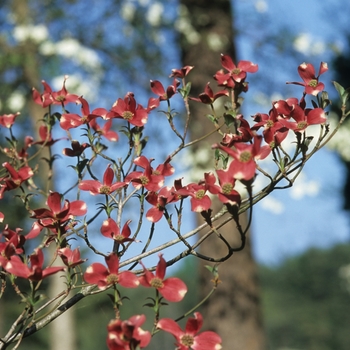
140;175;149;185
308;79;318;88
239;151;252;163
150;277;164;289
266;120;274;128
232;68;241;75
106;274;119;285
222;183;233;194
114;234;124;242
195;189;205;199
297;121;307;130
56;95;65;102
156;203;164;211
99;185;111;194
181;334;194;347
122;111;134;121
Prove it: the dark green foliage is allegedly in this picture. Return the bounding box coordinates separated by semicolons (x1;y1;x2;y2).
260;244;350;350
332;37;350;210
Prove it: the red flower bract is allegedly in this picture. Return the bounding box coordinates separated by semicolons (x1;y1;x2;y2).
60;97;106;130
145;186;178;223
220;54;258;82
0;112;20;128
58;247;87;268
125;156;166;192
107;314;151;350
30;192;87;231
150;79;180;101
62;140;90;157
79;164;126;195
287;62;328;96
4;248;65;281
109;92;148;127
139;253;187;302
0;162;34;199
157;312;222;350
189;82;228;104
100;218;134;244
84;252;139;290
212;136;270;181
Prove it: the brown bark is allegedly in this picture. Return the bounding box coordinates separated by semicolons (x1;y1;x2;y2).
178;0;266;348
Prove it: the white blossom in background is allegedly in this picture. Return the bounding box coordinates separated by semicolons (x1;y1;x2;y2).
51;74;99;102
120;1;136;21
254;0;268;13
175;5;201;45
253;91;285;109
7;90;25;111
13;24;49;44
293;32;326;56
207;32;227;52
327;112;350;162
40;38;102;71
146;2;164;26
138;0;149;6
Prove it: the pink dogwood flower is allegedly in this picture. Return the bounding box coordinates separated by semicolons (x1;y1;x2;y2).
139;254;187;302
145;186;178;222
62;140;90;157
89;119;119;142
4;248;65;281
109;93;148;127
100;218;134;244
125;156;166;192
0;112;20;128
58;247;87;268
287;62;328;96
107;314;151;350
60;97;107;130
157;312;222;350
84;252;139;290
150;79;180;101
190;82;228;104
0;162;34;199
32;76;79;107
79;164;126;195
170;65;194;78
30;192;87;230
213;136;270;181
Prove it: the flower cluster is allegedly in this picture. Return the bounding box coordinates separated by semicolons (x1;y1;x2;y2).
0;54;339;350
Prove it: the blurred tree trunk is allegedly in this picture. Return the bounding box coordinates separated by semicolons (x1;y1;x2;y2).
5;1;77;349
177;1;266;349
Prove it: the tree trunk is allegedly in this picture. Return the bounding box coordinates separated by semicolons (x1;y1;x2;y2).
177;1;266;348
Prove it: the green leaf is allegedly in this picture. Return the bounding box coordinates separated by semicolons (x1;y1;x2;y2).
179;82;192;98
333;81;345;97
206;114;217;124
205;264;219;277
333;81;350;105
223;113;236;127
